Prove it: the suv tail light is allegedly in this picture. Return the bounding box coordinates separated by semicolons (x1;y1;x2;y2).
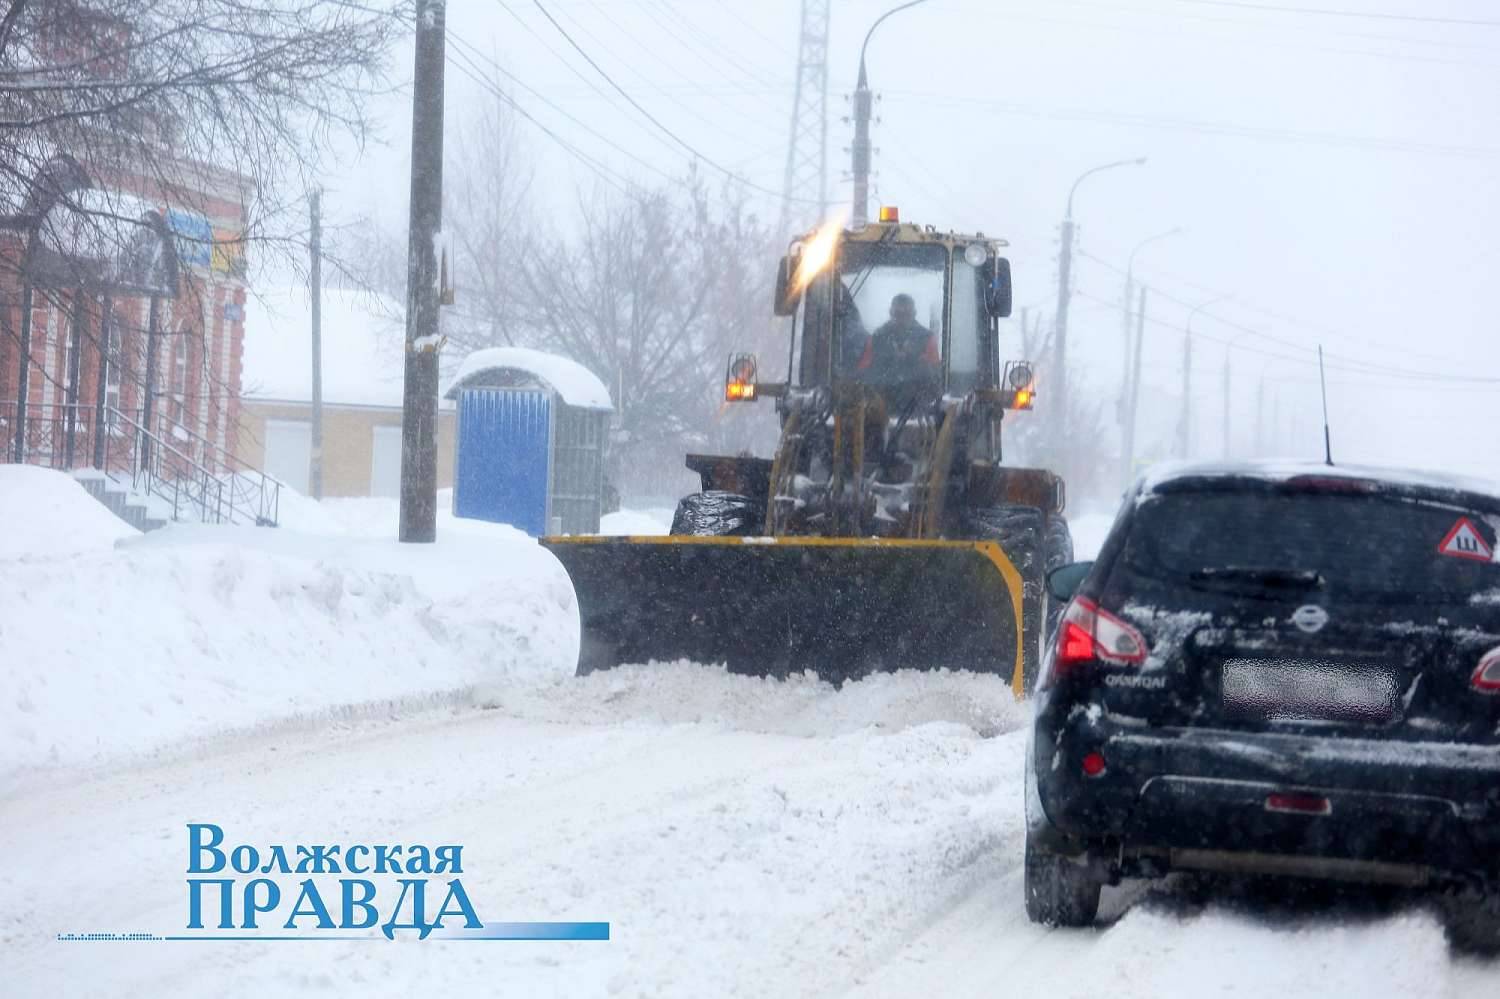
1472;647;1500;694
1042;597;1149;688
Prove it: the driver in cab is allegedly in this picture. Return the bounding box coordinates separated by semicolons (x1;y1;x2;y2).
854;293;940;384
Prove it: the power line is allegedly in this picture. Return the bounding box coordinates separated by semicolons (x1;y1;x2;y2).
643;0;786;94
529;0;819;204
1073;248;1500;382
1170;0;1500;29
882;91;1500;160
1077;242;1464;369
444;31;679;184
1073;287;1500;386
442;42;630;194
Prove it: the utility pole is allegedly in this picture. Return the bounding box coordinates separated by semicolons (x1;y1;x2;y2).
1122;284;1148;484
1177;325;1192;459
850;1;932;227
1053;215;1075;434
1053;157;1146;450
1120;227;1180;431
1179;295;1227;460
309;187;324;500
1255;375;1266;455
850;60;872;227
1221;349;1231;459
399;0;445;543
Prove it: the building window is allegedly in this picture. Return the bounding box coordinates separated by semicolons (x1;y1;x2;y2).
105;311;124;433
170;327;189;427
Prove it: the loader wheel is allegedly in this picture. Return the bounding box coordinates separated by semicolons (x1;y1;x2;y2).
670;491;766;536
1024;834;1102;928
964;505;1046;688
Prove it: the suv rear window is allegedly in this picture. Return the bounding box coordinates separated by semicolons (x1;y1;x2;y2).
1126;488;1500;604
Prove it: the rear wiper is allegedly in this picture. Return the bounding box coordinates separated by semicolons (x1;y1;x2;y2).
1190;567;1326;589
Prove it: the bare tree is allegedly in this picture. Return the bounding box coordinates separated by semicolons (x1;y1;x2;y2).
516;169;777;498
0;0;405;270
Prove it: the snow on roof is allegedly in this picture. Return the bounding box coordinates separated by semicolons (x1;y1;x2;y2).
36;188;160;261
444;346;613;411
243;286;453;408
1139;459;1500;501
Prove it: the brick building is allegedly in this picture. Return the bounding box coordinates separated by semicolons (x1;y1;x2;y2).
0;6;275;525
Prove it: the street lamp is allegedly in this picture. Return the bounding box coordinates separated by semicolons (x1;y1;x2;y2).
851;0;934;227
1178;294;1229;458
1052;156;1146;442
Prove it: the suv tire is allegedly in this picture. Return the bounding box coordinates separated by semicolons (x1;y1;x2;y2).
1444;888;1500;956
1024;833;1101;927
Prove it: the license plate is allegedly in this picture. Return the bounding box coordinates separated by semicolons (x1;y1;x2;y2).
1221;660;1402;724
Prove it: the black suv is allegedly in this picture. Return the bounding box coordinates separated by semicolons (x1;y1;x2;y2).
1025;461;1500;951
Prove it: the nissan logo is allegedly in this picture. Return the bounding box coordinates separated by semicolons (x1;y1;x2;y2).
1291;605;1329;634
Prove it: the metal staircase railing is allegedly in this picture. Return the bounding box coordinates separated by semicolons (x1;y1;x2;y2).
2;400;280;526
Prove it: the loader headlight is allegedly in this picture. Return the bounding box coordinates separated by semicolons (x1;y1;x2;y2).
964;243;989;267
1008;362;1034;390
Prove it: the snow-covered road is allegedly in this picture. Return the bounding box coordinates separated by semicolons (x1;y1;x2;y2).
5;665;1494;998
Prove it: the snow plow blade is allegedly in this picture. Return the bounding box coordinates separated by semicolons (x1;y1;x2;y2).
541;536;1030;693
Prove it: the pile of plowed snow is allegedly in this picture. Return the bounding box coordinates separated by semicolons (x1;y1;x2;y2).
478;661;1028;740
0;465;138;558
0;519;577;783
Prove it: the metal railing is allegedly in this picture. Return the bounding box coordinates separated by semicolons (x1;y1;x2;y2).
2;400;280;527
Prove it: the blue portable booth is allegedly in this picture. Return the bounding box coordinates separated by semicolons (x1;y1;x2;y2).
444;348;614;536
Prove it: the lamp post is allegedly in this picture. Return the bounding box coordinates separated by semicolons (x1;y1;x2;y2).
851;0;933;227
1178;294;1229;459
1052;157;1146;445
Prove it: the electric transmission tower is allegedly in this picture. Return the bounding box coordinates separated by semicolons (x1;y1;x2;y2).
778;0;830;238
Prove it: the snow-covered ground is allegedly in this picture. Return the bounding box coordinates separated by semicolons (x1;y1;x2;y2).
2;472;1495;996
1;472;576;781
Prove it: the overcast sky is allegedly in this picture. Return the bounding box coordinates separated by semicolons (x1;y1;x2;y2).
324;0;1500;488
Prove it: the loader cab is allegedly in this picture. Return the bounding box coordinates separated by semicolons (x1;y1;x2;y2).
780;219;1012;403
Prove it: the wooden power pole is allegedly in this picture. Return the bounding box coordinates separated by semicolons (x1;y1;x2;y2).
399;0;446;543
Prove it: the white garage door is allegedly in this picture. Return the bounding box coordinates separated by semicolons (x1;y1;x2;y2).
370;425;402;498
263;419;311;495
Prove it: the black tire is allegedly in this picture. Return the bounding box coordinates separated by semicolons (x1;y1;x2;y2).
1444;889;1500;956
1024;834;1102;928
670;491;765;536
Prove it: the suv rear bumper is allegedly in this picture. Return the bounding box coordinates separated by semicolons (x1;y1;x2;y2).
1029;712;1500;886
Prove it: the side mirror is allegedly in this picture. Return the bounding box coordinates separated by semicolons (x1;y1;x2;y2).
773;255;799;317
987;257;1013;318
1046;561;1093;603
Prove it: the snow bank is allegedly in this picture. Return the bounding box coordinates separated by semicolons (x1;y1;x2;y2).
599;507;672;535
0;520;577;783
0;466;138;558
477;661;1029;739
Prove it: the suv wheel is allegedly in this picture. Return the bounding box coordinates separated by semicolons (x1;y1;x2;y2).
1444;888;1500;956
1024;833;1101;927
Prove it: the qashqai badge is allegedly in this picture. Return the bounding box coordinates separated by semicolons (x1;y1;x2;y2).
1291;604;1329;634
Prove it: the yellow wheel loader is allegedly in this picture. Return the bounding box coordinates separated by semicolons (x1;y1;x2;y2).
542;210;1073;695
